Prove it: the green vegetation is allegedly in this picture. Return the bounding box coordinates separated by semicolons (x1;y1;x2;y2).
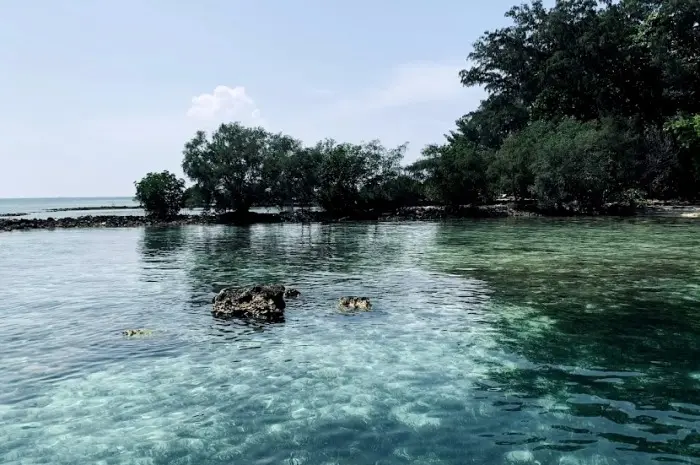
137;0;700;217
445;0;700;211
134;171;185;219
179;122;410;215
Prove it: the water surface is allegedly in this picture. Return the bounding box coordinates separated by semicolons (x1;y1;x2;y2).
0;197;140;218
1;218;699;464
0;197;291;219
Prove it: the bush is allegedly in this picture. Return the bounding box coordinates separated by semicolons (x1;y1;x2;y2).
530;119;638;213
182;185;208;209
181;123;303;213
134;171;185;219
315;140;405;214
410;140;491;207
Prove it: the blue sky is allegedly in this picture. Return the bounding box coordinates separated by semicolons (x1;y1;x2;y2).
0;0;523;198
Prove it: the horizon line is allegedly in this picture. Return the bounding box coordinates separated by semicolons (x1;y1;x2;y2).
0;195;135;200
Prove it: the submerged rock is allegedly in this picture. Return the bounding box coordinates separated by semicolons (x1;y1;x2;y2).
284;287;300;298
122;329;153;337
338;296;372;311
212;284;286;321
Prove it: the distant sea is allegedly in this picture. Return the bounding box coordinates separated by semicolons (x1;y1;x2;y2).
0;197;142;219
0;197;282;219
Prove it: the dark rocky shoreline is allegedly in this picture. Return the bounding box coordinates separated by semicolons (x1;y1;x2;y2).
0;206;526;232
1;203;696;232
0;212;28;218
45;205;137;212
0;215;216;232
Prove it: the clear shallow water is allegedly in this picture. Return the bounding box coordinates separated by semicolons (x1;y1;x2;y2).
1;219;699;464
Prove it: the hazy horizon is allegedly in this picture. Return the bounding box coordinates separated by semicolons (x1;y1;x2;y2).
0;196;134;200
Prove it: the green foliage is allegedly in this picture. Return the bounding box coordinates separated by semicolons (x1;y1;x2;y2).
490;121;548;200
459;0;686;125
528;119;639;212
639;126;680;199
665;115;700;150
455;95;530;150
181;123;302;212
315;139;406;214
426;0;700;209
177;123;410;215
144;0;699;217
182;185;207;209
377;174;427;210
273;146;323;210
664;115;700;199
410;140;491;207
134;171;185;219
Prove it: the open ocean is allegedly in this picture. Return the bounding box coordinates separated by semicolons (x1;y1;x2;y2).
0;197;141;219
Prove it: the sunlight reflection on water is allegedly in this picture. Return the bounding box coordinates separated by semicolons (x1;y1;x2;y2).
1;219;699;464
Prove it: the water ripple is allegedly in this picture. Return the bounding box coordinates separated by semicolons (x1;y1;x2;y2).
1;221;699;464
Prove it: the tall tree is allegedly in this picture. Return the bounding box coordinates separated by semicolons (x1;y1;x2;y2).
181;123;302;212
315;139;406;214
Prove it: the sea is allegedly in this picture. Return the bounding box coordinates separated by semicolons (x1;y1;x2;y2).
1;198;699;464
0;197;141;219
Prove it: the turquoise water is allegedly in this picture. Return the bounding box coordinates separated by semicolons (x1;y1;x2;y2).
1;219;699;464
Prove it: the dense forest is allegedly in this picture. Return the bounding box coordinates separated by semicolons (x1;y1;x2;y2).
137;0;699;218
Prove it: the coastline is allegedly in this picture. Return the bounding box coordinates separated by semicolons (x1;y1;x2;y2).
2;203;698;232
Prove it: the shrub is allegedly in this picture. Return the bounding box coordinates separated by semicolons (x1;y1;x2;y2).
134;171;185;219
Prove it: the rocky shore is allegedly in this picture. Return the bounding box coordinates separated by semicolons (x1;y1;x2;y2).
0;207;519;232
1;203;697;232
0;214;216;232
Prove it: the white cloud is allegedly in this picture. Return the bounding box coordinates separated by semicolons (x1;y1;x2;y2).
186;85;265;126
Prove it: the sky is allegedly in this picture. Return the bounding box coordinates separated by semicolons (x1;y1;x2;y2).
0;0;523;198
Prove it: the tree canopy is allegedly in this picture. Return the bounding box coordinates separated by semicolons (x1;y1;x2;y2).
407;0;700;210
134;171;185;219
179;123;411;215
137;0;699;216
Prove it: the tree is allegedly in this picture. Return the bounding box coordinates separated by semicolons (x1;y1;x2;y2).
664;114;700;199
182;184;208;209
315;139;406;214
276;146;323;211
634;0;700;116
181;123;302;213
425;0;700;210
529;118;639;213
261;136;312;210
490;121;548;200
410;139;491;207
455;95;530;151
639;125;679;199
460;0;666;125
134;171;185;219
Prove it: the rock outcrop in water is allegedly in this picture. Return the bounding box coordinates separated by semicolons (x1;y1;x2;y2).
122;329;154;337
284;288;300;298
212;284;287;321
0;212;28;218
338;296;372;311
